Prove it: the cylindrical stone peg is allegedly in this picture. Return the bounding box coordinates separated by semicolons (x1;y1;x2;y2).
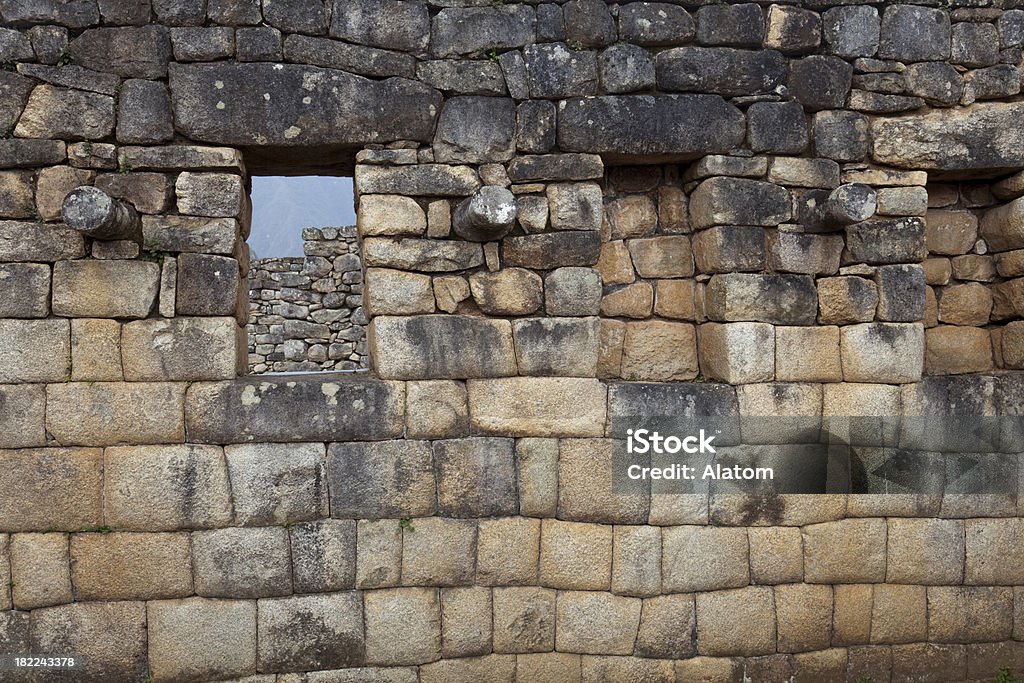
61;185;142;242
452;186;517;242
824;183;877;226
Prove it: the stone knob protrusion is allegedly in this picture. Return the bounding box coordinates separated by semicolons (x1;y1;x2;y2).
824;183;877;226
61;185;142;242
452;186;517;242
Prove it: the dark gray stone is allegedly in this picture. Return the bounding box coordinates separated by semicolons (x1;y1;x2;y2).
355;165;480;197
289;520;356;592
169;63;441;146
98;0;150;24
0;263;50;318
508;153;603;182
0;139;66;168
965;64;1021;101
328;440;434;518
903;62;964;107
523;43;598;99
879;5;951;62
186;375;406;443
283;34;415;79
788;55;853;111
236;26;283;62
952;21;999;68
846;218;928;265
433;96;515;164
705;273;819;325
609;382;738;420
434;437;517;518
0;28;33;62
696;3;764;48
331;0;428;53
598;43;655;94
193;527;292;597
0;72;34;134
849;90;924;114
207;0;261;25
68;26;171;79
765;5;820;55
117;79;173;145
516;100;556;153
999;9;1024;48
0;0;99;28
176;253;239;317
171;27;235;62
258;594;365;672
431;5;535;58
619;2;693;46
29;25;68;64
690;176;791;229
656;47;786;97
564;0;616;49
416;60;506;96
693;225;767;273
558;95;745;161
264;0;329;35
853;72;905;95
503;231;602;269
875;264;926;322
498;50;529;100
16;63;119;96
537;2;564;42
823;5;879;58
747;100;807;154
153;0;205;25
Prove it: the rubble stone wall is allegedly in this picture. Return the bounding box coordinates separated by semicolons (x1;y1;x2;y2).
0;0;1024;681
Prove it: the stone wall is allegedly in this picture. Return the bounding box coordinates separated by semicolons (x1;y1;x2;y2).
1;0;1024;681
248;226;369;373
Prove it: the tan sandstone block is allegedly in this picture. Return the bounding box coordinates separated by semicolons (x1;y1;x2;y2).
420;655;516;683
663;526;749;593
654;279;696;319
886;518;964;585
556;590;642;656
401;517;476;587
601;281;653;318
965;518;1024;585
468;377;606;437
358;194;427;236
32;601;148;681
923;257;952;285
607;194;656;238
926;209;978;255
620;320;698;381
0;319;70;383
10;532;71;610
51;260;160;318
1004;320;1024;369
749;526;803;584
675;657;743;682
558;438;649;524
840;323;924;383
775;326;842;382
494;587;556;654
925;325;994;375
406;380;468;439
803;519;886;583
775;583;833;653
871;584;927;644
365;587;441;666
478;517;540;586
635;594;695;660
539;519;612;591
122;317;243;382
356;519;402;589
365;268;435;315
580;656;675;682
433;275;470;313
833;584;873;646
148;598;257;682
35;166;95;220
595;240;635;285
793;649;848;682
441;586;492;658
938;282;993;326
71;532;192;601
928;586;1013;643
597;319;625;379
696;586;776;657
626;236;694;278
0;448;102;532
611;525;661;597
516;438;558;518
70;318;123;381
516;653;581;682
47;382;186;446
698;322;775;384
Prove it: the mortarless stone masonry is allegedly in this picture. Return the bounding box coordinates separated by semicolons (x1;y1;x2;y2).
0;0;1023;681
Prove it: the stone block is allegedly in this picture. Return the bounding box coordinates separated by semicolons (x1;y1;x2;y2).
176;172;244;217
817;276;878;324
48;382;186;446
965;519;1024;585
175;253;241;318
927;210;978;255
925;325;994;375
433;275;469;313
813;110;870;162
823;5;879;57
871;584;927;644
71;530;192;605
516;653;581;682
874;264;925;323
558;438;650;524
148;598;257;683
749;526;803;584
769;157;841;189
620;321;698;382
928;586;1012;643
598;319;626;379
354;519;402;591
493;586;556;654
626;235;694;278
365;268;434;316
655;48;786;97
544;267;601;316
365;587;441;666
705;273;817;325
420;655;516;683
748;101;808;154
468;377;606;438
610;525;661;598
547;183;602;231
0;220;84;263
993;278;1024;320
402;517;476;587
879;5;951;61
123;317;242;381
358;194;426;237
846;218;927;264
765;5;821;54
406;380;468;440
0;319;70;384
187;376;405;443
768;232;843;275
695;587;776;656
663;526;748;593
840;323;925;383
886;518;964;585
522;43;598;99
193;526;291;598
15;85;114;140
142;215;239;255
951;254;996;283
503;231;602;269
938;282;993;326
258;593;365;672
434;437;517;517
776;583;833;653
478;517;540;586
32;602;148;683
693;225;767;273
328;440;434;519
0;170;34;220
789;55;854;111
371;315;517;379
512;317;599;377
0;384;46;448
696;3;763;47
598;43;656;94
601;282;654;318
654;279;696;320
690;177;791;229
104;444;231;531
877;186;928;217
698;322;775;384
633;594;695;660
556;591;642;656
804;519;886;583
289;520;355;593
117;79;173;144
52;260;159;319
607;195;657;239
434;96;515;164
32;169;89;224
776;326;842;383
10;533;71;610
224;443;326;526
1004;320;1024;369
439;586;492;658
0;448;102;532
540;519;612;590
517;438;558;518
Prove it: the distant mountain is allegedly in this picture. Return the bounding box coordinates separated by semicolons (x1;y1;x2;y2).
249;176;356;259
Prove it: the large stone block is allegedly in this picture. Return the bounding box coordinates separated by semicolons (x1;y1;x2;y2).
965;518;1024;585
887;519;964;585
175;252;241;318
871;584;927;644
290;520;356;593
556;591;641;656
328;440;434;518
0;319;69;383
749;526;803;585
356;164;480;197
477;517;539;586
70;532;192;601
539;519;611;590
557;95;744;161
122;317;242;381
558;438;649;524
370;315;517;379
406;380;468;439
690;177;791;229
502;231;602;269
186;375;405;443
10;532;71;610
0;448;101;532
817;276;878;324
142;215;240;254
193;526;292;598
365;588;441;666
517;438;559;518
693;225;766;273
663;526;748;593
440;586;491;658
925;325;994;375
47;381;186;446
846;218;928;264
929;586;1012;643
148;598;257;683
656;47;786;97
468;377;606;437
469;268;543;316
104;444;232;531
768;232;843;276
803;519;886;583
776;583;833;653
331;0;429;52
0;384;45;448
512;317;599;377
225;442;327;526
695;586;776;656
0;220;85;262
434;437;517;517
14;85;114;140
170;62;441;147
402;517;476;586
430;5;535;57
879;5;951;62
31;602;148;683
705;273;817;325
52;260;159;319
492;586;555;654
258;593;365;672
840;323;924;383
434;96;515;164
620;320;698;382
69;26;171;78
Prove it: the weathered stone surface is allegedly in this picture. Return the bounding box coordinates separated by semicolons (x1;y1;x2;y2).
328;439;434;518
887;518;964;585
705;273;817;325
789;55;854;111
768;232;843;276
965;519;1024;585
148;598;257;683
556;591;641;656
417;60;505;96
32;602;148;683
879;5;950;61
841;323;924;383
512;317;599;377
606;194;657;238
874;264;925;323
358;195;426;237
765;5;820;54
619;3;693;46
503;231;602;269
401;517;476;587
804;519;887;583
122;317;241;382
0;319;69;383
0;385;45;449
696;587;775;656
654;279;695;320
51;260;158;319
0;448;102;532
71;532;192;601
748;100;808;154
0;170;34;219
690;177;791;229
776;583;833;654
925;325;994;375
981;196;1024;252
620;320;698;382
283;34;414;79
490;586;555;654
516;438;558;519
259;593;365;672
872;584;928;644
846;218;927;264
0;263;49;318
117;79;174;145
69;26;171;79
10;532;71;610
434;96;515;164
476;517;539;587
468;377;606;438
813;109;870;162
522;43;598;99
776;326;842;383
371;315;516;379
365;588;441;666
365;269;434;316
171;26;235;61
469;268;542;316
818;276;878;324
97;172;173;216
405;380;468;439
193;526;291;598
544;267;601;317
626;236;693;279
657;47;785;98
663;526;747;593
698;322;775;384
548;182;602;231
14;85;113;141
872;103;1024;172
363;237;483;272
170;63;441;147
431;5;534;57
693;226;766;273
597;43;655;95
938;282;993;326
290;520;356;593
557;95;744;161
223;442;326;526
187;375;405;442
823;5;879;57
433;437;517;517
439;586;491;657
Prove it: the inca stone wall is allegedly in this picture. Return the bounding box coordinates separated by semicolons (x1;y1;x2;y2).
1;0;1024;681
248;226;369;373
